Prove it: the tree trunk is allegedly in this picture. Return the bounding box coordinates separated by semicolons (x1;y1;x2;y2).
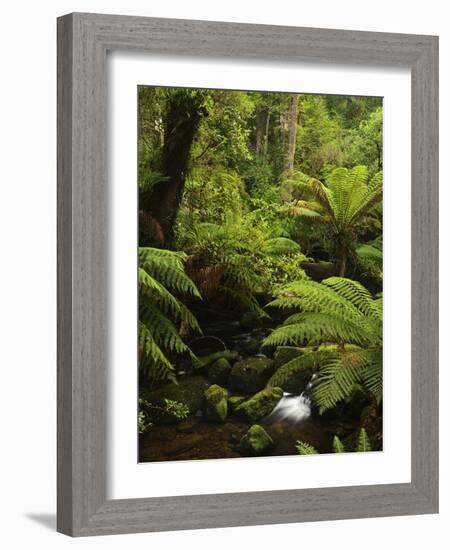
148;91;206;245
254;106;270;156
338;251;347;277
283;93;299;174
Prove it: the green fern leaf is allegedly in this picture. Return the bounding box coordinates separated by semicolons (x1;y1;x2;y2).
356;428;372;452
296;440;318;455
332;435;345;453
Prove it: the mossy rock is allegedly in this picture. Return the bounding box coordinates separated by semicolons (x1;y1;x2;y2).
204;384;228;423
228;395;247;413
240;311;263;331
141;376;209;424
235;387;283;422
229;357;275;393
240;424;273;456
195;350;240;372
208;358;232;385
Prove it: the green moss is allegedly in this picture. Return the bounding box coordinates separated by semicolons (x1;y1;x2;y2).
235;387;283;422
229;357;275;393
208;358;232;385
204;384;228;423
228;395;247;412
240;424;273;456
141;376;210;424
195;350;240;372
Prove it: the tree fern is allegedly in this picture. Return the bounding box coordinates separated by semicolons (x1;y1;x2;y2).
264;277;382;412
139;247;202;384
285;166;382;275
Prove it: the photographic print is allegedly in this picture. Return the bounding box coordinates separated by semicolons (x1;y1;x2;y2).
138;86;383;462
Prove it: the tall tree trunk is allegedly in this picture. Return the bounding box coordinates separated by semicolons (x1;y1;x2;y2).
263;109;271;156
148;91;206;245
254;106;269;156
283;93;299;174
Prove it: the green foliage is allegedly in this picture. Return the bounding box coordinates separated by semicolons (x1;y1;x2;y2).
332;435;345;453
139;247;202;384
163;398;190;420
138;398;153;435
356;428;372;452
285;166;382;275
296;429;371;455
264;277;382;412
296;440;318;455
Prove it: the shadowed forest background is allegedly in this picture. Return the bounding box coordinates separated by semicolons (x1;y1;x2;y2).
138;87;383;461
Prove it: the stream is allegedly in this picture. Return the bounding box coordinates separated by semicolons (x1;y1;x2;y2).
139;317;354;462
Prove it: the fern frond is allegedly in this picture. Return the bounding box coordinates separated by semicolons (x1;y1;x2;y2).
333;435;345;453
264;237;302;256
311;349;366;413
138;247;201;383
267;351;318;387
296;440;318;455
138;321;177;384
322;277;381;321
356;428;372;452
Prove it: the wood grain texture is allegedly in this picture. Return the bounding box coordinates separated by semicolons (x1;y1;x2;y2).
57;13;439;536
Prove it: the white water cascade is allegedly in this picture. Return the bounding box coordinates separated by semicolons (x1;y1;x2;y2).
265;392;312;423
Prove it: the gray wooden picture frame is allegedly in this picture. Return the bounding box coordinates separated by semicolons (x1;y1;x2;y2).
57;12;439;537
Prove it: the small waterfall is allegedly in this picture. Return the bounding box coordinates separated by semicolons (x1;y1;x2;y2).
265;392;312;423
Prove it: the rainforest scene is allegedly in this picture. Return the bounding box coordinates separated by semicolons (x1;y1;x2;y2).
138;86;383;462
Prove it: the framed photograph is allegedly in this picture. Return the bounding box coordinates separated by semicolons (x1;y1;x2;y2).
57;13;438;536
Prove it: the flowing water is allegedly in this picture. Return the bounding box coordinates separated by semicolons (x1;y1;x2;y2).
265;392;312;424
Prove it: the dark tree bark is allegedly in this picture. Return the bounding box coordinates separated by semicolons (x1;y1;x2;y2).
148;91;207;245
283;93;299;174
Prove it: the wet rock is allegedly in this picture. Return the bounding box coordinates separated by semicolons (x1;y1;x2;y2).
239;424;273;456
208;358;232;385
240;311;263;331
229;357;275;393
141;376;210;424
235;387;283;422
204;384;228;423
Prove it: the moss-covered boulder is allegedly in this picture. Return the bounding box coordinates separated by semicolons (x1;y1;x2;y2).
229;357;275;393
208;358;232;385
235;387;283;421
140;376;210;424
228;395;247;413
204;384;228;423
239;424;273;456
195;350;240;373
